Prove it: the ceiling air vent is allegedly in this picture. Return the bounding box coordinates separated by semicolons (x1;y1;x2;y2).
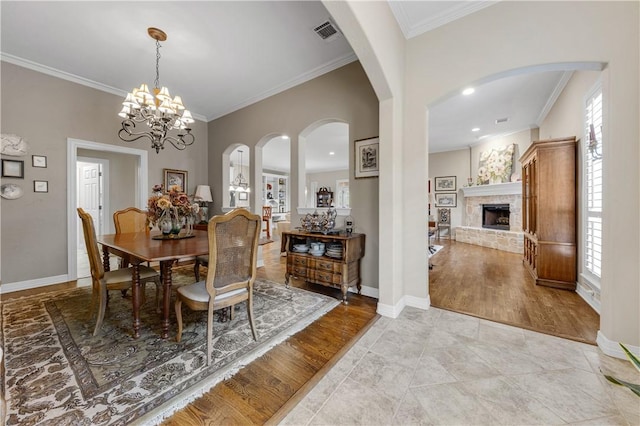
495;117;509;124
313;19;341;42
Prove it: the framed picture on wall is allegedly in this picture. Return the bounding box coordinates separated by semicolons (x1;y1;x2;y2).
163;169;188;193
434;176;456;191
1;159;24;178
435;193;457;207
238;191;249;201
34;180;48;193
354;137;379;179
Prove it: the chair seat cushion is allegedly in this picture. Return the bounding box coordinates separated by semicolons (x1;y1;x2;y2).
104;265;159;284
177;281;247;303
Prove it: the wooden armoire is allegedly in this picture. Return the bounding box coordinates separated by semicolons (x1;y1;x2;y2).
520;137;577;290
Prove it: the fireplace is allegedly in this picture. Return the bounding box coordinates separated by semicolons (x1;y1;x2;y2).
482;204;510;230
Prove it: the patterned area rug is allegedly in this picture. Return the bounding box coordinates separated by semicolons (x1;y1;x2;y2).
1;270;338;425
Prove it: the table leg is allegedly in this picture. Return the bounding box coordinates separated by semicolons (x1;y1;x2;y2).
284;272;290;288
160;260;175;339
131;263;141;339
102;247;111;272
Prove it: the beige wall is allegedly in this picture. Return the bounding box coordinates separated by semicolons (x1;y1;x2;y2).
1;62;208;285
208;62;380;289
307;169;349;206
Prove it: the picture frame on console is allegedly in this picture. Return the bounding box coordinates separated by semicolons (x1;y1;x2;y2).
434;176;456;191
435;193;457;207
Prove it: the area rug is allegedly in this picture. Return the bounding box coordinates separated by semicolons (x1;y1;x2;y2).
1;272;339;425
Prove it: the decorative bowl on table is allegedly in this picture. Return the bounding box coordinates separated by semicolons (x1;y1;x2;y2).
309;249;325;257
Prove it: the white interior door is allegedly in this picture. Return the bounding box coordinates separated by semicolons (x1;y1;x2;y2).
78;161;102;235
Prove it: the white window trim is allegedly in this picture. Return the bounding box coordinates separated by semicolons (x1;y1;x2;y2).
581;80;603;290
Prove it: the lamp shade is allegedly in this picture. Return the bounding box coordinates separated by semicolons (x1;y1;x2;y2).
194;185;213;202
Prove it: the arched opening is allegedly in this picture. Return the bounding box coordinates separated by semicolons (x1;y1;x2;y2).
298;120;349;213
426;62;605;342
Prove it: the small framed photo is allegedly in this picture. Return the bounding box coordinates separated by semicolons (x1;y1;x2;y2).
238;191;249;201
434;176;456;191
1;159;24;178
354;137;379;179
435;193;457;207
32;155;47;168
163;169;188;193
34;180;48;193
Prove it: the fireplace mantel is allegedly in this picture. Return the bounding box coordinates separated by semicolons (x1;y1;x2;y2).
461;182;522;197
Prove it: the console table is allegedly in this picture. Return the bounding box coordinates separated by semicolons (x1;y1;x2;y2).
281;231;365;303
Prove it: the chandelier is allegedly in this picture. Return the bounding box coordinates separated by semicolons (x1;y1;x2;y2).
230;150;251;192
118;27;195;153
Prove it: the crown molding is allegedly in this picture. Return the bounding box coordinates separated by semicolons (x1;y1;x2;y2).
390;1;499;39
536;71;573;126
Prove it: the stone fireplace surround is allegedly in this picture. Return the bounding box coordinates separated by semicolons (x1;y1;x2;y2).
457;182;524;254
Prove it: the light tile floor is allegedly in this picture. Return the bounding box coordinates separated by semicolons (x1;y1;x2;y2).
281;307;640;426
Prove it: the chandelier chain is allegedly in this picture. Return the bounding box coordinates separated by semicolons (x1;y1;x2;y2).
155;39;161;89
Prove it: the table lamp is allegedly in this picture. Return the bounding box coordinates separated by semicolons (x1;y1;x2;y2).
194;185;213;224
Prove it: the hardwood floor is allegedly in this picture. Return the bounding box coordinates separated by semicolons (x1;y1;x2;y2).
429;239;600;344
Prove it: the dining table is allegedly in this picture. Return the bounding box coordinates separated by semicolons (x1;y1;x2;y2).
97;230;209;339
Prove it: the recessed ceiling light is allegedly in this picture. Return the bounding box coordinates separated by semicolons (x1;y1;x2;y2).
471;127;480;132
282;135;290;139
329;151;335;156
462;87;475;96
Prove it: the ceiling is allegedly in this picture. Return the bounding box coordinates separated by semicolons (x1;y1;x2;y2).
1;1;565;170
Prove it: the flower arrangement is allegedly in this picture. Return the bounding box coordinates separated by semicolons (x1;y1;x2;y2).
147;184;195;227
477;144;515;185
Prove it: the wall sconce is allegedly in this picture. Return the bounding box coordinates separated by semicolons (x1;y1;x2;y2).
588;123;602;160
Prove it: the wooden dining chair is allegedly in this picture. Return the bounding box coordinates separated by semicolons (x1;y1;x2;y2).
262;205;272;239
175;208;260;365
78;208;161;336
113;207;151;268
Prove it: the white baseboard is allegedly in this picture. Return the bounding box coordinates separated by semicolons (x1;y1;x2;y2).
376;294;430;318
347;284;378;299
1;275;70;294
405;294;431;310
576;282;601;313
597;330;640;360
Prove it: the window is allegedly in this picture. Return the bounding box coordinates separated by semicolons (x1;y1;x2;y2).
584;84;603;285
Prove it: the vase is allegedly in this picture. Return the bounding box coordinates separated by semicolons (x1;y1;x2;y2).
158;210;172;235
489;176;502;185
170;215;183;235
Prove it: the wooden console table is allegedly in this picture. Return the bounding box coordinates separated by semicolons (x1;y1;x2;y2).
281;230;365;303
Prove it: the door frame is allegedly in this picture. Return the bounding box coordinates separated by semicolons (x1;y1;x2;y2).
67;138;148;281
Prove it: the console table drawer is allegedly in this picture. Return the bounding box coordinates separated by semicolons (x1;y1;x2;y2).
312;270;341;285
288;265;308;278
313;259;340;272
290;255;308;267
